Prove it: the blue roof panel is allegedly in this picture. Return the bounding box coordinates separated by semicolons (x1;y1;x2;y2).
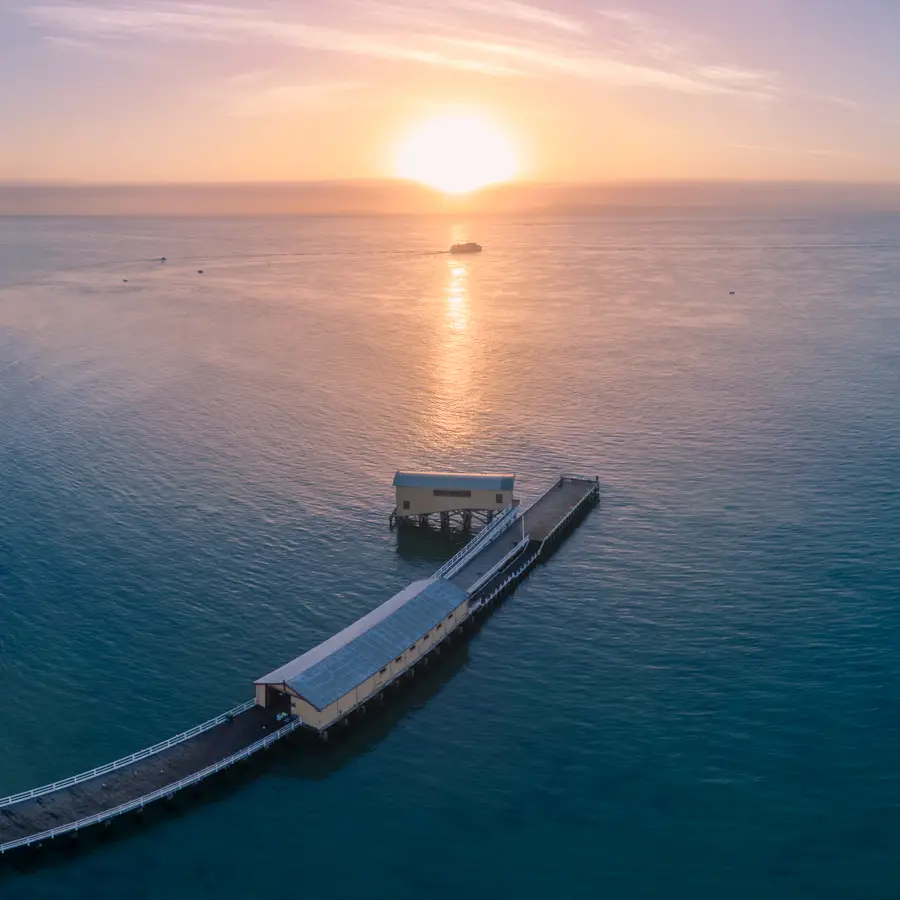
394;472;515;491
287;579;467;709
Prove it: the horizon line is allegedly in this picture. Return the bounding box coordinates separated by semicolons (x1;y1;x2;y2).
5;177;900;189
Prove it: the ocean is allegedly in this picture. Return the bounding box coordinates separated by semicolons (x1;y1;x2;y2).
1;213;899;898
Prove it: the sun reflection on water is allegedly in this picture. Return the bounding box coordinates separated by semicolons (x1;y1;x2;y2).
418;252;478;453
446;264;470;333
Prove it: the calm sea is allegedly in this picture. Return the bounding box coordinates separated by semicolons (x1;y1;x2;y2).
1;214;900;899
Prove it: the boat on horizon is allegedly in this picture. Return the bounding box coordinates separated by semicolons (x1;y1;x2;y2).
449;242;482;254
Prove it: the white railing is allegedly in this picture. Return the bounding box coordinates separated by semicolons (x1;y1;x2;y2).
0;699;257;810
0;717;303;855
471;552;540;611
465;537;531;597
432;505;520;580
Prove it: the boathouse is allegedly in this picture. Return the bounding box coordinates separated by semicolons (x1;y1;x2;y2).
391;472;516;529
255;577;469;732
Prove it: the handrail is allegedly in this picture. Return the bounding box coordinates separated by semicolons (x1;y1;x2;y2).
0;699;257;810
472;551;540;611
432;505;520;580
0;717;303;855
435;505;519;578
465;537;531;597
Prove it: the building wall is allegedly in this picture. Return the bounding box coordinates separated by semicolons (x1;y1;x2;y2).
357;674;377;703
396;486;514;517
291;695;335;729
296;599;471;731
389;653;405;679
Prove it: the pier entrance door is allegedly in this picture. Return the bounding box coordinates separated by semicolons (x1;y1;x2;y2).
265;685;283;708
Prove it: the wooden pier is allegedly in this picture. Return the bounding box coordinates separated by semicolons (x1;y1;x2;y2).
0;474;599;859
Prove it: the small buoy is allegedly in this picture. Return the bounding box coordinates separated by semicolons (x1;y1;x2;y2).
729;291;735;295
160;257;167;263
198;269;204;274
123;279;128;283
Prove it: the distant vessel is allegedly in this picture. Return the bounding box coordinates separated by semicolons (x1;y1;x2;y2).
450;242;482;254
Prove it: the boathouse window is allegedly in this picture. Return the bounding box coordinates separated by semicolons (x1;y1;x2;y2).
433;489;472;498
496;493;503;503
402;500;410;510
395;656;402;663
380;666;388;675
424;631;430;640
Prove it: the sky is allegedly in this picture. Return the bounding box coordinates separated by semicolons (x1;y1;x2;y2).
3;0;900;184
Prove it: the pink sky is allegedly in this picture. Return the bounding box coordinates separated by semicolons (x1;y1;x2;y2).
2;0;898;183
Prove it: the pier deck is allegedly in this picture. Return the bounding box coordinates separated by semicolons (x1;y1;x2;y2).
523;476;598;541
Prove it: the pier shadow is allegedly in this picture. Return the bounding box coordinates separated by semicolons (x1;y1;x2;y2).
393;525;470;566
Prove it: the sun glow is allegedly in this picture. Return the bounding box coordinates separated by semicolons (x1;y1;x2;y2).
395;114;518;194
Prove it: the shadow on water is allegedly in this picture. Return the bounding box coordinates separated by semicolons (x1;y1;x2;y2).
0;634;474;874
393;525;471;566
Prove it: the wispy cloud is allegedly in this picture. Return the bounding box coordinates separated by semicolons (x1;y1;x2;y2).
437;36;777;97
805;91;861;111
454;0;586;35
25;1;778;99
26;3;523;75
228;80;361;117
729;143;852;159
596;7;693;63
42;33;96;49
589;8;778;98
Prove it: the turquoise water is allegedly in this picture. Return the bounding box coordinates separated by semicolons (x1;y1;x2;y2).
1;214;900;897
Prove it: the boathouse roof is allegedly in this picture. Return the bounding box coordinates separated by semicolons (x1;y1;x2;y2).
393;472;515;491
256;577;467;710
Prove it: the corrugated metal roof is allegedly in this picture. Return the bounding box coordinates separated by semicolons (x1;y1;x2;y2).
393;472;515;491
256;578;468;710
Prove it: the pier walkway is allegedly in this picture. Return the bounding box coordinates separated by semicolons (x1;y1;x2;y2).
0;695;299;854
0;474;599;858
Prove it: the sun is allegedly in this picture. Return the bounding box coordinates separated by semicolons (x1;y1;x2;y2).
395;113;518;194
